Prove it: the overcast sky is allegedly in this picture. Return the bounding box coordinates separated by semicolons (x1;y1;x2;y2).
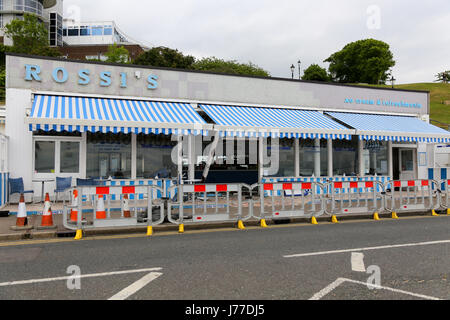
63;0;450;84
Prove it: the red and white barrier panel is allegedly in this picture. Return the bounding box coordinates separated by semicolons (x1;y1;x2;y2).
182;184;240;193
263;182;313;191
392;180;431;188
332;181;376;189
78;186;149;196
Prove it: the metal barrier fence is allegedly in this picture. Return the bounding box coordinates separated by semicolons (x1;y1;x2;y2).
167;183;253;229
438;179;450;213
252;182;325;221
0;134;8;209
385;179;440;214
323;180;386;218
63;185;165;232
59;178;448;238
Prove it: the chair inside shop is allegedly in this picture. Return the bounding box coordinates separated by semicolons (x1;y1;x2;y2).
54;177;73;204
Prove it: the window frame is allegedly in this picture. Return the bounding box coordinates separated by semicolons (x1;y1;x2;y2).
32;135;83;178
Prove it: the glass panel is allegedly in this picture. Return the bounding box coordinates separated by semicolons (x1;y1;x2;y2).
265;138;295;177
80;27;90;36
363;140;388;175
104;28;113;35
86;133;132;179
136;134;176;179
91;27;103;36
68;28;79;36
299;139;328;177
60;142;80;173
35;141;55;173
401;150;414;171
332;137;359;176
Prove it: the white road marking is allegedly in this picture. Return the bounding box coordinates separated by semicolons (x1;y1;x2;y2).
309;278;346;300
284;239;450;258
309;278;441;300
351;252;366;272
108;272;163;300
0;267;162;287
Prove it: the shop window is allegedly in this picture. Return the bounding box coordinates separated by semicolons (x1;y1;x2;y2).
299;139;328;177
265;138;295;177
363;140;388;176
333;137;359;176
60;142;80;173
136;134;176;179
86;132;131;179
35;141;55;173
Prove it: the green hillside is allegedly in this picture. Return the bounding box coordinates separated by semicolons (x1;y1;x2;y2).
353;82;450;129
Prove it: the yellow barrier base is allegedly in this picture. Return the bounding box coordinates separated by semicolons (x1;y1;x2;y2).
373;212;380;221
331;215;339;223
311;216;318;225
74;229;83;240
432;210;439;217
147;226;153;236
447;208;450;215
238;220;246;230
260;219;268;228
392;212;399;219
178;224;185;233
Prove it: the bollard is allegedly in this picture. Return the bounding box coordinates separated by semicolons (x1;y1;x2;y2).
331;215;339;223
373;212;380;221
74;229;82;240
311;216;318;225
260;219;268;228
179;224;184;233
238;220;246;230
432;210;439;216
146;226;153;236
392;212;399;219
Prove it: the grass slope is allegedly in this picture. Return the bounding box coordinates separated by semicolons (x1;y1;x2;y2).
353;82;450;129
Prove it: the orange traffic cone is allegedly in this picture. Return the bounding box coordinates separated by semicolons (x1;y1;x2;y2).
96;195;106;220
38;193;56;229
11;194;32;231
70;190;79;223
123;194;131;218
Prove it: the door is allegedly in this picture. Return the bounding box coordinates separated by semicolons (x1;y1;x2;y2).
399;149;416;180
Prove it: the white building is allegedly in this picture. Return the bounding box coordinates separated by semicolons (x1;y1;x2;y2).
0;0;63;46
62;19;143;46
4;53;450;203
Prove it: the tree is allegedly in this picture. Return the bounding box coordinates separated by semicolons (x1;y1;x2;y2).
104;44;130;64
301;64;330;82
192;57;270;77
435;70;450;83
324;39;395;84
4;13;60;57
133;46;195;69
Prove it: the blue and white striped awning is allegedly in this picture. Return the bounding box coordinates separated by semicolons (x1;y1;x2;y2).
27;94;210;135
200;104;355;139
327;112;450;143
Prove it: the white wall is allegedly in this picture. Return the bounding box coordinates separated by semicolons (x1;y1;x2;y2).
5;88;34;200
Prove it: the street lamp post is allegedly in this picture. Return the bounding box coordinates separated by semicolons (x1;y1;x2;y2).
290;64;295;79
390;75;396;88
298;60;301;79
